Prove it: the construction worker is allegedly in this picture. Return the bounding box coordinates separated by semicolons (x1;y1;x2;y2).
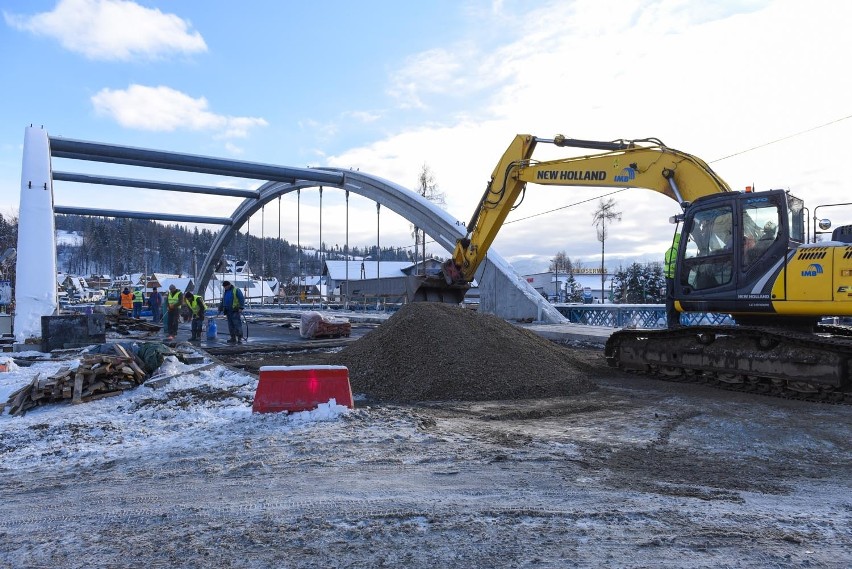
132;286;144;319
165;284;183;340
664;233;681;328
148;286;162;323
119;287;133;314
218;281;245;344
184;292;207;342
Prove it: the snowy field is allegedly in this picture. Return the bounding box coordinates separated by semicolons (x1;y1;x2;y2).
1;349;850;568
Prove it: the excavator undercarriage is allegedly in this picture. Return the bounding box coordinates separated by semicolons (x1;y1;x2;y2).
605;325;852;403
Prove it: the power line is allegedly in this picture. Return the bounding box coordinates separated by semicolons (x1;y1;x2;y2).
496;113;852;224
711;114;852;163
343;114;852;256
504;189;627;225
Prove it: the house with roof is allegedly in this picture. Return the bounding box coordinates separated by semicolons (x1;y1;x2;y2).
287;275;327;302
522;269;614;303
323;259;448;304
57;273;106;303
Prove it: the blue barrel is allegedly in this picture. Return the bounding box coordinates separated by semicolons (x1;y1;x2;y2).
206;318;218;340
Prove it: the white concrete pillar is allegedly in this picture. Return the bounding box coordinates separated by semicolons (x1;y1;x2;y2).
14;126;58;342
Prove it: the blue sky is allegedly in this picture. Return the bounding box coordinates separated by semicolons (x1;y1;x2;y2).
2;0;851;275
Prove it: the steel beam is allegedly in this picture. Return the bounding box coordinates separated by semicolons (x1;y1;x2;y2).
53;171;258;198
49;136;344;186
54;206;232;226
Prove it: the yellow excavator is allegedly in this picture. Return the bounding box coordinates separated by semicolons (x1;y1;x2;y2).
415;134;852;401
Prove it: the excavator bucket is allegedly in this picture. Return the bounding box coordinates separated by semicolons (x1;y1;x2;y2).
406;274;469;304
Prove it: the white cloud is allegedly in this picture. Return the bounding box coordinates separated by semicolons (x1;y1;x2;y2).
91;84;268;138
223;142;244;156
4;0;206;61
298;118;339;143
388;47;476;109
328;0;852;272
345;110;382;124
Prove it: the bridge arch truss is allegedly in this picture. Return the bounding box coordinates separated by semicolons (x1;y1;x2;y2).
21;128;561;327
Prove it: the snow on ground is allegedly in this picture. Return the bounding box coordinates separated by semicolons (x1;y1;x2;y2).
1;350;851;568
0;353;351;474
55;230;83;247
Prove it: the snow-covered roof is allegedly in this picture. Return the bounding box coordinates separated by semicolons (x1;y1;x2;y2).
574;274;614;289
157;277;194;293
290;275;324;287
324;260;414;280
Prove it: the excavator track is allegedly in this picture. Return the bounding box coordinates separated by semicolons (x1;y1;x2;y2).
604;325;852;404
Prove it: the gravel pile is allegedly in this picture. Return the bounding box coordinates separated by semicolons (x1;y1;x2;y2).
330;303;598;402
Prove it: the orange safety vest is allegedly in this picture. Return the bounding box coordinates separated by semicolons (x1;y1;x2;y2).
120;292;133;309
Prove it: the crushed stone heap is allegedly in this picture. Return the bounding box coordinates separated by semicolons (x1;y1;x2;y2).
330;302;598;402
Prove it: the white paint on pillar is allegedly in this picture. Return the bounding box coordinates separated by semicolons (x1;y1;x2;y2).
14;126;58;341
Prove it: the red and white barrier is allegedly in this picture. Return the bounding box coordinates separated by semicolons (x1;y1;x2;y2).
252;365;353;413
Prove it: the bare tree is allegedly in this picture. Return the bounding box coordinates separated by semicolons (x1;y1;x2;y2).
548;251;573;274
592;198;621;302
412;164;445;273
548;251;573;303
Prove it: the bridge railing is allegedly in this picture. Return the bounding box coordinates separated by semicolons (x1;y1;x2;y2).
554;304;733;329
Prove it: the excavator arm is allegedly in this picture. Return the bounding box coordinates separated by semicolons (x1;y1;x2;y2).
445;134;732;285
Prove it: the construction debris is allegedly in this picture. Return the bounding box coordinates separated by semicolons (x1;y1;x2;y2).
300;311;352;339
105;312;162;335
5;344;148;416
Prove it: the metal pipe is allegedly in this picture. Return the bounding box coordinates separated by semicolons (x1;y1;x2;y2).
813;202;852;237
662;168;686;205
544;136;632;151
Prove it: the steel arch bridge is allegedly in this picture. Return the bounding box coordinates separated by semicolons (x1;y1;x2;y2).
15;126;562;340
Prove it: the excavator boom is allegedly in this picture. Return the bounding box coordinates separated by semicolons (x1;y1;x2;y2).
445;134;731;286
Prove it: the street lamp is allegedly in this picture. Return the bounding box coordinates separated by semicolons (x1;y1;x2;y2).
554;261;559;303
638;275;647;303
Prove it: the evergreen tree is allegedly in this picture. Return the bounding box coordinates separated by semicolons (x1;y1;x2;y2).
37;214;444;287
564;271;584;302
0;213;18;285
611;261;666;303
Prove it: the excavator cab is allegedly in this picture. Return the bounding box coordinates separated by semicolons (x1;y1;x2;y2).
674;189;805;322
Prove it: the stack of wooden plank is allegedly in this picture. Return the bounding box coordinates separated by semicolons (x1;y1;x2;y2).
106;313;161;335
5;346;148;416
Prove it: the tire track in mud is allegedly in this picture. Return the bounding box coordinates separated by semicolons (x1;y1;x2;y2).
0;461;593;529
5;472;844;569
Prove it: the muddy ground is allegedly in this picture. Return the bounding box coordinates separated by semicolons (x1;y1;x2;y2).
201;339;852;568
1;314;850;568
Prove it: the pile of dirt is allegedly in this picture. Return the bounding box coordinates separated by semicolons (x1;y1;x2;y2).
329;303;598;402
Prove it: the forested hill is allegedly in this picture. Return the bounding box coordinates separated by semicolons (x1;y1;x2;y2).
54;214;413;279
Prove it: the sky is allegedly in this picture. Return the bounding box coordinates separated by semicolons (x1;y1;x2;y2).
2;0;851;276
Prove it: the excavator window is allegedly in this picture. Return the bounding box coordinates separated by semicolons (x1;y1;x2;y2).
786;194;805;243
742;202;780;267
682;205;734;290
